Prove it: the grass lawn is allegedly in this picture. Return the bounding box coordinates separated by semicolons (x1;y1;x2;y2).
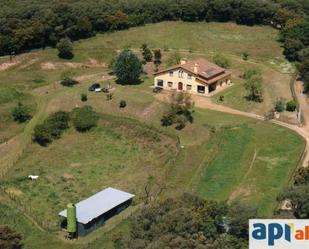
0;21;305;249
196;121;305;215
0;87;36;143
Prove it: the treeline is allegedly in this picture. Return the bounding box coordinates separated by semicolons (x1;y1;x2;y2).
0;0;307;56
119;194;257;249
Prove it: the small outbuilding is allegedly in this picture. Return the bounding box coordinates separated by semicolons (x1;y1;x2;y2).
59;187;135;236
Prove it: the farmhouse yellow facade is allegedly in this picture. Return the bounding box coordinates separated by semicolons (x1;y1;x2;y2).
154;58;232;95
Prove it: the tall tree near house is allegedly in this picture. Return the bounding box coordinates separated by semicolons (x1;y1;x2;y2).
56;38;74;59
113;49;143;84
153;49;162;72
141;43;153;63
244;74;263;102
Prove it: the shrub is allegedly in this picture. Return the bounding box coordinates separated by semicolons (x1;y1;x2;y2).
33;111;70;145
244;75;263;102
0;226;23;249
286;100;297;112
60;77;79;87
56;38;74;59
243;68;261;79
106;93;113;101
12;102;32;123
71;106;99;132
33;123;53;145
242;52;249;60
219;95;224;102
81;94;87;102
141;44;153;62
161;92;194;130
119;100;127;108
274;98;286;112
213;53;231;68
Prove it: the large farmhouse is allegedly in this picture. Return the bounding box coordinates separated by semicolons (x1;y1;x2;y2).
154;58;232;95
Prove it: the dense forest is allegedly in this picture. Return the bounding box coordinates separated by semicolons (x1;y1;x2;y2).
0;0;307;55
1;0;308;90
120;194;256;249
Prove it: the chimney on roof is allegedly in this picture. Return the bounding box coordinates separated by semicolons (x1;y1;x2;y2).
180;58;187;65
194;63;198;74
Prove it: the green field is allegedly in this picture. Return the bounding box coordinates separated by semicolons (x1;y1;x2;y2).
0;21;305;249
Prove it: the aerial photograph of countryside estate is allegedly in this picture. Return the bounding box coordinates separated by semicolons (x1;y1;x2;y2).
0;0;308;249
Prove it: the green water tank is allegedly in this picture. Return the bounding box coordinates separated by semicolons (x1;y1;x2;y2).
67;203;77;234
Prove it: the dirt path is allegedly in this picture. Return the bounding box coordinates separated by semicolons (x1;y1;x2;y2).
155;91;309;166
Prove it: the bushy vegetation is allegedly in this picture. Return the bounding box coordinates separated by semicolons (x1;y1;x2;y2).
119;100;127;108
213;53;231;68
113;49;143;84
161;91;194;130
0;226;23;249
278;166;309;218
60;77;79;87
56;38;74;59
71;106;99;132
81;93;87;102
121;194;255;249
286;99;297;111
12;102;32;123
243;68;263;102
33;111;70;145
141;43;152;63
274;97;286;112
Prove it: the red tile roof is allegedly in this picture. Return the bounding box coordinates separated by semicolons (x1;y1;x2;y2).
154;58;230;85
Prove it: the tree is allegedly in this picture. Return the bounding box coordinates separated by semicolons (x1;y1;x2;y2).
278;185;309;218
244;75;263;102
283;38;304;61
108;10;129;30
273;8;304;28
33;111;70;145
227;201;258;238
274;98;286;112
0;226;23;249
161;91;194;130
12;102;32;123
141;44;152;63
294;167;309;185
153;49;162;71
113;49;143;84
213;53;230;68
56;38;74;59
286;100;297;112
33;123;53;145
71;106;99;132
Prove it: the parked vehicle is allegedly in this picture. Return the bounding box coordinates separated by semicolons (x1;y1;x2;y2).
88;83;101;92
153;87;163;93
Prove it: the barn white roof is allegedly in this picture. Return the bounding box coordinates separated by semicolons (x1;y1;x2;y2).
58;187;135;224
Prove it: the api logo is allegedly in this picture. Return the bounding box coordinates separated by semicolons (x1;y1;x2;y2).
249;219;309;249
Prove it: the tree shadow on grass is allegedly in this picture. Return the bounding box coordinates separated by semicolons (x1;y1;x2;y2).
115;78;144;85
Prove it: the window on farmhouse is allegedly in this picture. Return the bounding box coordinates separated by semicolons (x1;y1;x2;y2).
178;70;184;78
186;84;192;90
197;85;205;94
168;82;173;87
157;79;164;87
169;71;173;77
188;74;192;79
